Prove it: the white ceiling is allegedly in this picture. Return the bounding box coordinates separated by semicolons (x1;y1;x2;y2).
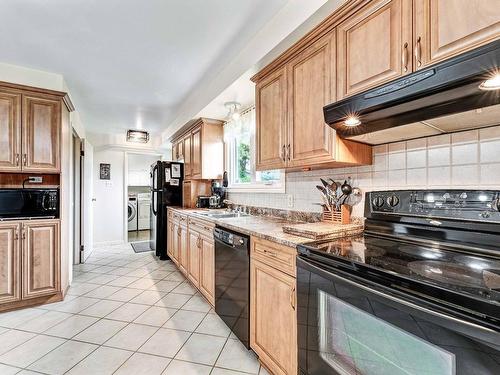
0;0;289;135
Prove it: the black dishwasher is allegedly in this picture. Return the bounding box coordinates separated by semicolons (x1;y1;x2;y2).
214;226;250;349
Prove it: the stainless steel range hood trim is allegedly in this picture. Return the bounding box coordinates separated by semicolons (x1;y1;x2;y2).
324;39;500;142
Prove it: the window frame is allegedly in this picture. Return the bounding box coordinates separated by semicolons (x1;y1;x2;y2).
224;109;285;194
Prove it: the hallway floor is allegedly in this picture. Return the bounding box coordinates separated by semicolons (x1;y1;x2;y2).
128;229;150;242
0;243;268;375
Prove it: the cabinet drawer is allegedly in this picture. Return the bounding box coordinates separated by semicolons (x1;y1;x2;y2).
188;217;214;239
251;237;296;277
173;212;187;226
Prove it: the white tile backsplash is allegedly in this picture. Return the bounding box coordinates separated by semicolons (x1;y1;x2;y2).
228;125;500;217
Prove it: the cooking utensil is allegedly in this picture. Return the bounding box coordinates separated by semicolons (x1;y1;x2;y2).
337;179;353;208
320;178;330;188
345;187;362;206
316;185;331;206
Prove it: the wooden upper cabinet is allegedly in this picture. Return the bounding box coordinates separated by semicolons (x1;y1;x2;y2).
0;90;22;171
22;94;61;173
0;223;21;304
183;134;192;178
337;0;413;99
256;67;287;171
287;32;336;167
22;220;60;299
191;125;202;178
414;0;500;69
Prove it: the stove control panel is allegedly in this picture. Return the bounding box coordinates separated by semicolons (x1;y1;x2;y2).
366;190;500;222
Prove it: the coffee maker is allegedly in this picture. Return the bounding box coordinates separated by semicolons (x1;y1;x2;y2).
209;172;228;208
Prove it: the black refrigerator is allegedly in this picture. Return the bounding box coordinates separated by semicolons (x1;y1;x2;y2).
149;161;183;260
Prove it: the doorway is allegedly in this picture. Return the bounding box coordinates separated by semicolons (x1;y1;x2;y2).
126;153;161;244
72;133;84;263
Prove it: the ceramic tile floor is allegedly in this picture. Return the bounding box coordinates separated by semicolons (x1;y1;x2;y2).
0;243;270;375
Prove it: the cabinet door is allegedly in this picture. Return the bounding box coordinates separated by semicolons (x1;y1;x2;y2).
256;67;287;171
0;90;22;171
199;237;215;306
178;225;188;275
250;259;296;375
191;126;202;178
414;0;500;69
337;0;413;98
172;222;179;264
187;231;201;287
287;32;336;167
22;94;61;173
0;223;21;304
167;220;173;259
22;220;60;299
183;135;192;178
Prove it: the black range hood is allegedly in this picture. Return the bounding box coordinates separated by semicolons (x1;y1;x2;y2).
324;39;500;140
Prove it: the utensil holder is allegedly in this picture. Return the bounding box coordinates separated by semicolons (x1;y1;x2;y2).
322;205;351;225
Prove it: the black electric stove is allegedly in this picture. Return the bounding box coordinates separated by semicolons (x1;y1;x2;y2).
297;190;500;375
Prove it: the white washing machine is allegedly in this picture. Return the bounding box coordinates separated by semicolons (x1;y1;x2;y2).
128;196;138;231
137;192;151;230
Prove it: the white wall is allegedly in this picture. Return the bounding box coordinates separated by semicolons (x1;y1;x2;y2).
228;126;500;217
128;153;159;187
93;150;126;245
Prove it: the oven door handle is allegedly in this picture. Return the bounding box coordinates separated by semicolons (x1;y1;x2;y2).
298;257;500;347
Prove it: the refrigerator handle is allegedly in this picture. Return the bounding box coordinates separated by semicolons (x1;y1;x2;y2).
151;164;159;190
152;191;158;215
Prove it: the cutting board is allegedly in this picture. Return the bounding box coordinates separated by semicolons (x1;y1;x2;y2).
282;221;363;240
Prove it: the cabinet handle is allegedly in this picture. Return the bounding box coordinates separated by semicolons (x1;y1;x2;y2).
287;144;291;161
22;230;26;240
23;154;27;166
281;145;286;163
197;236;202;248
15;154;19;166
177;227;181;235
14;231;19;241
415;37;422;67
263;249;278;257
402;42;408;72
290;286;296;310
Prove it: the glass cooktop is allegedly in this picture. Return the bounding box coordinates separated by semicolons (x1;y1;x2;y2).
301;234;500;303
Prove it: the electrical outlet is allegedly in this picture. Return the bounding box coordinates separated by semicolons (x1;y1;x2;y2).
287;194;294;208
28;176;43;183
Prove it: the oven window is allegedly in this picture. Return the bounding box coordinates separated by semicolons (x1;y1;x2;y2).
317;290;455;375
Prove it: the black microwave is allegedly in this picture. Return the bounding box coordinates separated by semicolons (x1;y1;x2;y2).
0;188;59;220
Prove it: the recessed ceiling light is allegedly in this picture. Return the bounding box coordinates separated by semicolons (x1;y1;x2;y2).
127;129;149;143
344;116;361;127
479;74;500;91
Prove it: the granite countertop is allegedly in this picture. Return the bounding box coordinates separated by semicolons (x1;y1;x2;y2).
169;207;316;248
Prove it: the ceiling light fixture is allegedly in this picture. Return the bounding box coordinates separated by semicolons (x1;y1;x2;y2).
344;116;361;127
225;101;241;121
479;73;500;91
127;129;150;143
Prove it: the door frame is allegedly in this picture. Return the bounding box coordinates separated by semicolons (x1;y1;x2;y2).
123;151;163;243
72;132;84;264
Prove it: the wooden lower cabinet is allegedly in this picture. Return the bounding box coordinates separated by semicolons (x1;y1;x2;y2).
250;258;297;375
199;235;215;306
188;231;201;287
22;220;60;299
0;222;21;304
178;224;188;274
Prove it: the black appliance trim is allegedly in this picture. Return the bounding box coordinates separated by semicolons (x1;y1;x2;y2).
296;254;500;348
324;39;500;138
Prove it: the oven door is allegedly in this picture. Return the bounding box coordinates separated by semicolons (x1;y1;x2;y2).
297;256;500;375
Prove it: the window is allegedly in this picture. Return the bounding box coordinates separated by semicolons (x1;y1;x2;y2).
224;107;284;192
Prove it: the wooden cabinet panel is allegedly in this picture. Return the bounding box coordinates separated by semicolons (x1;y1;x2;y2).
22;94;61;173
414;0;500;68
188;231;201;287
256;67;287;171
0;223;21;304
172;221;179;264
337;0;413;98
287;32;336;167
167;218;174;260
0;90;22;171
199;237;215;306
22;220;60;299
183;134;192;178
178;224;188;274
191;126;202;178
250;259;296;375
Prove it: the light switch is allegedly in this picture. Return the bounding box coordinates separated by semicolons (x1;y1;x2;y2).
287;194;294;208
